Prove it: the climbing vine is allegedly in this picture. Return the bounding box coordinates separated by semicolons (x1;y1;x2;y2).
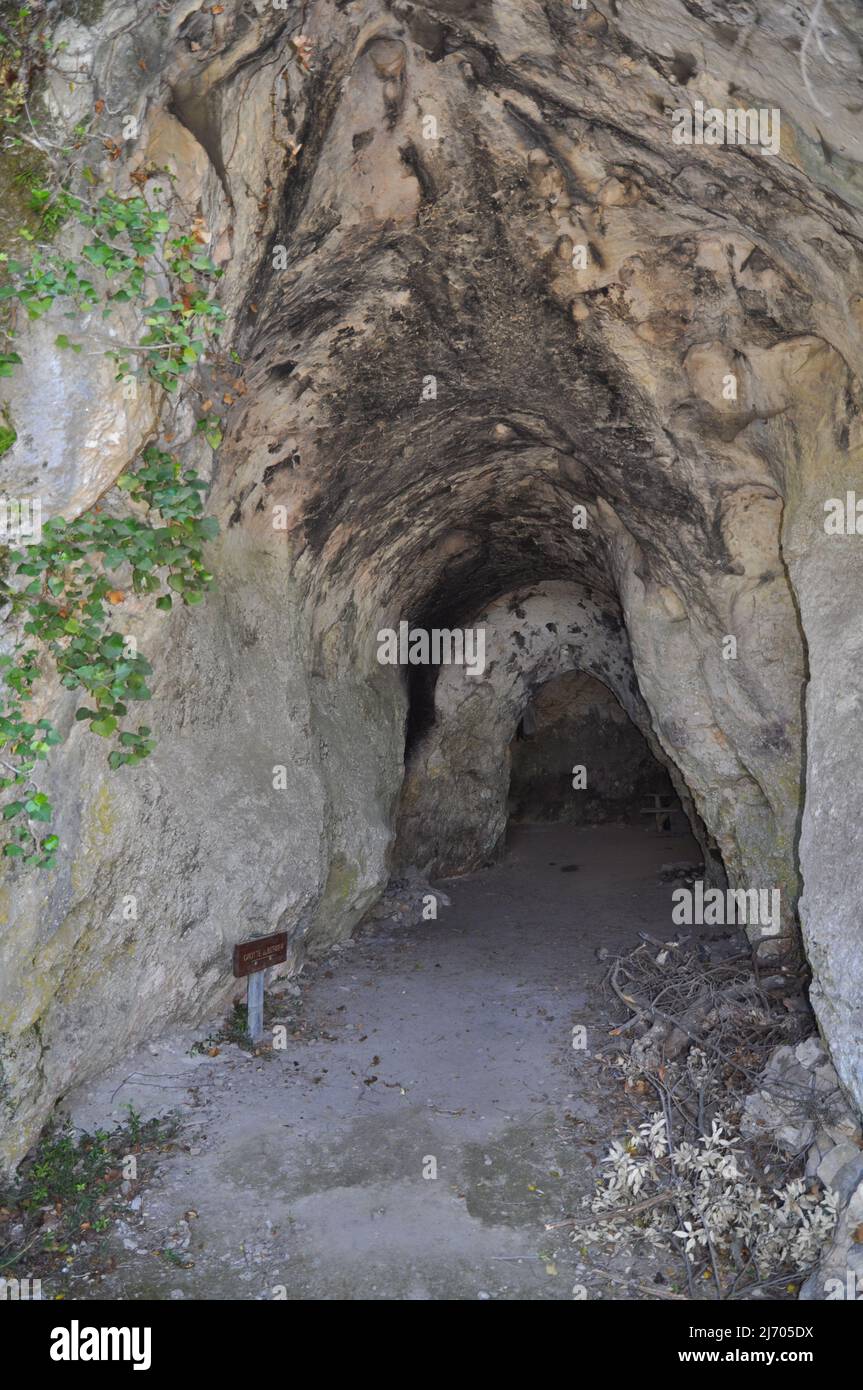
0;450;218;866
0;188;226;389
0;33;230;869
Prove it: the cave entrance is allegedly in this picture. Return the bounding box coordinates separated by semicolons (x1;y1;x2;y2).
393;581;715;886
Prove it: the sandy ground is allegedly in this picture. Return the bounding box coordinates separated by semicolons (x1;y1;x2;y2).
61;822;705;1301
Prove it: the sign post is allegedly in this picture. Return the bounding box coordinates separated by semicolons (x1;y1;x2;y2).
232;931;288;1043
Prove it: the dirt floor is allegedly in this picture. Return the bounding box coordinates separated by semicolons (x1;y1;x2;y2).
58;822;709;1301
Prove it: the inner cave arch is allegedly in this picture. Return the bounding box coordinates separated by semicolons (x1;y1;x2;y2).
391;581;717;882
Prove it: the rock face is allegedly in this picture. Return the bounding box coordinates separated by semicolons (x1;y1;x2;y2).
741;1037;863;1301
1;0;863;1168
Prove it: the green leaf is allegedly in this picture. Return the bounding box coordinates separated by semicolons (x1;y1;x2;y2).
0;352;23;377
90;715;118;737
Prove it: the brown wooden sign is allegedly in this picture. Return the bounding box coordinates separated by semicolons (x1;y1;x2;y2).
233;931;288;978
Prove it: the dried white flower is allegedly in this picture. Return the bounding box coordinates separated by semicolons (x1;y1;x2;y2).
570;1114;837;1283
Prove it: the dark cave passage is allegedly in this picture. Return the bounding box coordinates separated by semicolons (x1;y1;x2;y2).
507;669;679;831
391;577;721;890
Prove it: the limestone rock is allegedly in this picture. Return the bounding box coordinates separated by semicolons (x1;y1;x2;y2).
741;1038;858;1155
0;316;159;520
2;0;863;1173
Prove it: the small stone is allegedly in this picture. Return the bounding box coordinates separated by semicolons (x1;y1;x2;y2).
826;1151;863;1204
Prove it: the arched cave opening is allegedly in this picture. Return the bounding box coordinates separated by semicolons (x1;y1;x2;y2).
391;576;724;884
391;578;716;946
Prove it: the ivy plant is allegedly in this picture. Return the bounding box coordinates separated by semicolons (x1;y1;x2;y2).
0;74;231;872
0;189;225;390
0;450;219;868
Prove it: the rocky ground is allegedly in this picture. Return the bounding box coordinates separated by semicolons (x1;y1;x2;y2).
32;822;720;1301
